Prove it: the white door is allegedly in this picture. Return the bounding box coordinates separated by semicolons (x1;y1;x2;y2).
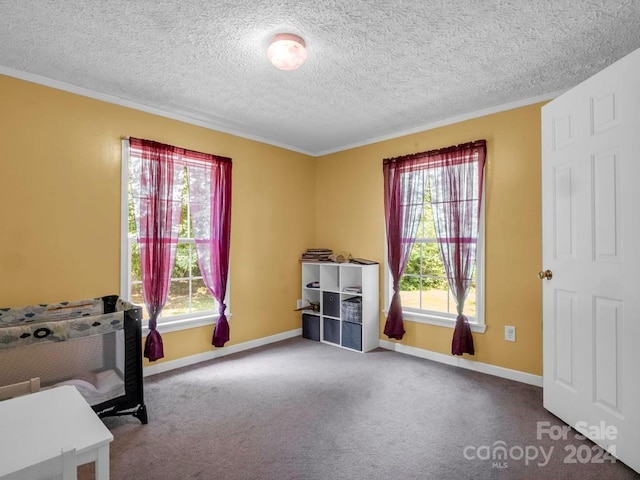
542;47;640;473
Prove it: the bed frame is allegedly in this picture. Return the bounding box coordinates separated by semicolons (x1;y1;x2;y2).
0;294;147;424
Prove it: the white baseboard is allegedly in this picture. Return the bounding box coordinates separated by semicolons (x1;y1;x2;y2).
143;328;302;377
143;330;542;387
378;339;543;387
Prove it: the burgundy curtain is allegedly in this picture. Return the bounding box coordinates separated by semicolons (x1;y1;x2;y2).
186;154;232;348
383;140;485;352
382;158;428;340
129;138;185;361
427;141;486;355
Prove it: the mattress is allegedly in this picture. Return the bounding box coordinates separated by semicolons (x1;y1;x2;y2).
51;369;125;406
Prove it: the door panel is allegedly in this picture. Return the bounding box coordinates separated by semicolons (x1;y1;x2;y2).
593;297;622;414
554;289;576;388
553;165;575;257
592;150;622;260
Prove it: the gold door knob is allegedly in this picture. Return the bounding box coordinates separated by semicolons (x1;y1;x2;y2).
538;270;553;280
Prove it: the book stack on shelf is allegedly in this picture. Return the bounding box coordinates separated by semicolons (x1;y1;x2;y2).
342;285;362;294
300;248;333;262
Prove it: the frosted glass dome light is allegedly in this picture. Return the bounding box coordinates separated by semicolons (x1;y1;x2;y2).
267;33;307;71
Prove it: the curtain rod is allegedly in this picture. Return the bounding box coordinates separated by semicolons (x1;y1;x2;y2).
384;139;486;163
121;136;232;163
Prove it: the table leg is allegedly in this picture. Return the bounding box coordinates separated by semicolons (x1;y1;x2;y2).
94;445;110;480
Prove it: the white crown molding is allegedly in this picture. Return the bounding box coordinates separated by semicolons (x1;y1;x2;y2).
314;90;566;157
0;65;314;156
379;339;543;387
1;65;564;158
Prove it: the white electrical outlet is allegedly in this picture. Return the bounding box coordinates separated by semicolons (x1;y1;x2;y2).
505;325;516;342
296;299;303;309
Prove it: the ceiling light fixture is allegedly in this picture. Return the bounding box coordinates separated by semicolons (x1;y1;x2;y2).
267;33;307;71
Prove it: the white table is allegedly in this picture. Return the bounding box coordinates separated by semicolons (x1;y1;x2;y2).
0;385;113;479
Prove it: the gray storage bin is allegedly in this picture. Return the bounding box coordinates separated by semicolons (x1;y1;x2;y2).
323;317;340;344
342;321;362;351
323;291;340;318
302;314;320;341
341;297;362;324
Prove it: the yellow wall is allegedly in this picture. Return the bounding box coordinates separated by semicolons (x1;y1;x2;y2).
314;104;543;375
0;73;544;376
0;75;315;365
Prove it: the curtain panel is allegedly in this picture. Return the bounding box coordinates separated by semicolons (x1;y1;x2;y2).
382;158;428;339
382;140;486;355
186;157;232;348
129;138;185;361
129;138;233;359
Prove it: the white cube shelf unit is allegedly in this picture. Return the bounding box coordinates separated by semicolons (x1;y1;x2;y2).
300;262;379;352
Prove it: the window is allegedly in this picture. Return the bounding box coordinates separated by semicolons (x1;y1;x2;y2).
396;178;484;330
120;140;226;331
383;141;486;336
127;179;218;321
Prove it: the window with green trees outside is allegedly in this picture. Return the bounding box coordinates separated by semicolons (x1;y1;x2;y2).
399;188;479;320
127;168;217;321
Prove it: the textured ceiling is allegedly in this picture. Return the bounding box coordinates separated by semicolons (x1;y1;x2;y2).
1;0;640;155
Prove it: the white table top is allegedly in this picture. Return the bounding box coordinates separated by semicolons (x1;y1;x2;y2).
0;385;113;476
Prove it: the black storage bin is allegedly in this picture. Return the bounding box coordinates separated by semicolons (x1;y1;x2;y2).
342;321;362;351
323;317;340;344
323;291;340;318
302;314;320;341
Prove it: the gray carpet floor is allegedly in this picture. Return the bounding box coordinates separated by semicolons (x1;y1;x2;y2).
80;337;639;479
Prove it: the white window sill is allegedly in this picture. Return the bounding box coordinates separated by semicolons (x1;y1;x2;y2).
142;313;230;335
383;309;487;333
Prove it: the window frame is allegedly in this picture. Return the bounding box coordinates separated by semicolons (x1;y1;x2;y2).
120;139;229;334
383;169;486;334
